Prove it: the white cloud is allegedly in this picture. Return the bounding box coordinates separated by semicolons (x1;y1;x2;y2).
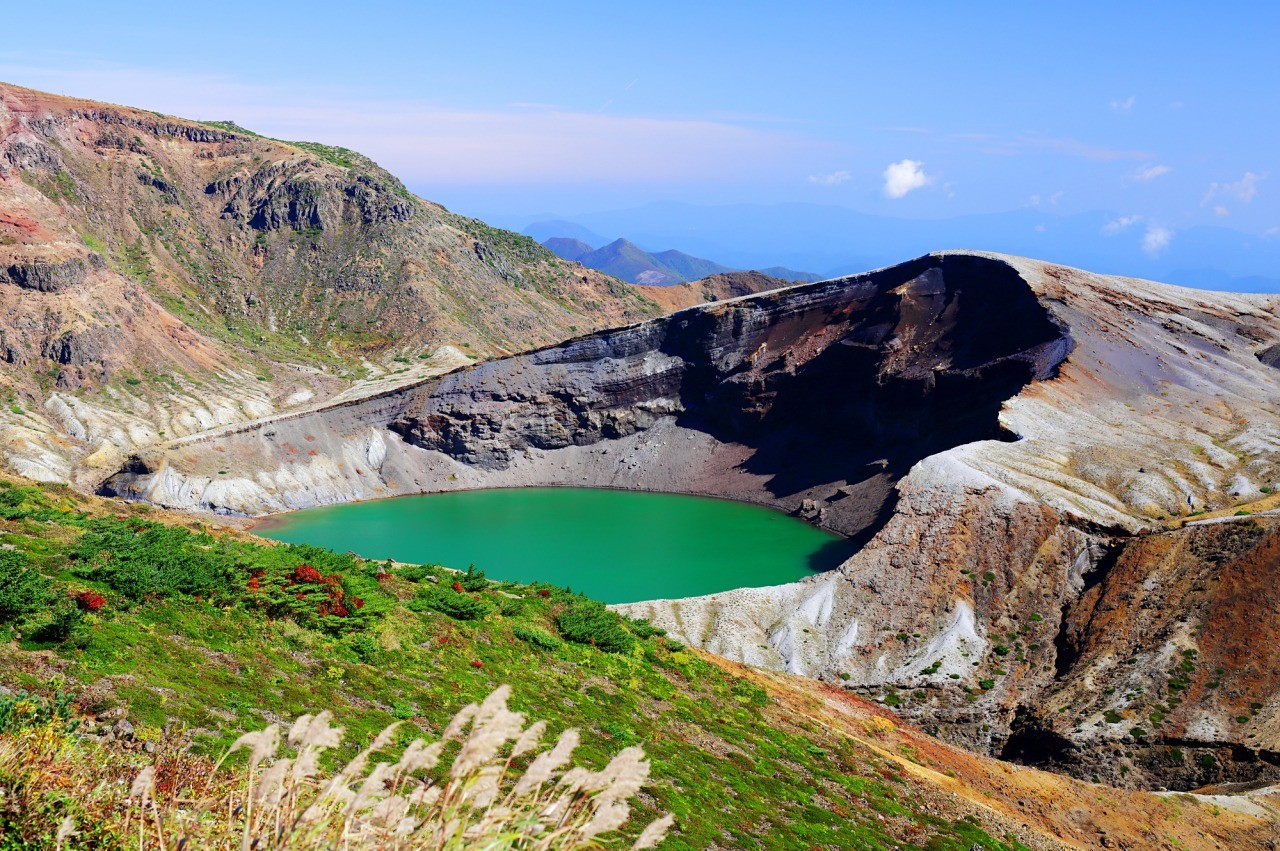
1034;224;1046;233
1142;224;1173;256
1111;95;1136;112
808;170;851;186
1213;205;1229;217
1202;172;1264;206
1102;215;1142;235
1029;192;1064;207
1132;164;1171;182
882;159;931;198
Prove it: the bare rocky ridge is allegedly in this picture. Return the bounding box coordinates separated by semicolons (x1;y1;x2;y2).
0;82;659;487
633;269;793;313
103;250;1280;791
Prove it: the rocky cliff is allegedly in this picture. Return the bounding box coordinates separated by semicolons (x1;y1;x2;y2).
103;250;1280;792
0;82;659;486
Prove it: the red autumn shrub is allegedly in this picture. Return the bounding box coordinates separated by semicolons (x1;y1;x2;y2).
351;596;364;610
75;590;107;612
452;581;465;593
470;660;484;669
292;564;323;584
247;576;261;591
538;589;551;598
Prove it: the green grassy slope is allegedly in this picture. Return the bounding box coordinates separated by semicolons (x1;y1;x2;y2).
0;479;1031;850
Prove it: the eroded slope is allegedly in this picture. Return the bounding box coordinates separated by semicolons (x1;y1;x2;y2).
0;81;658;487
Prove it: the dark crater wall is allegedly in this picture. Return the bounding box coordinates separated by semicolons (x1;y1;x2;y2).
388;254;1071;542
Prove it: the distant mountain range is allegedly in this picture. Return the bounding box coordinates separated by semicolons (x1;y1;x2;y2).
517;203;1280;293
535;230;820;286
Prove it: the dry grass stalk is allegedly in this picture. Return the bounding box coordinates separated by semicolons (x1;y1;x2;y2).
15;686;672;849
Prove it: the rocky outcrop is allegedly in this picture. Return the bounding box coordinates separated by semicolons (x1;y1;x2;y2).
214;158;415;234
1;252;101;291
634;270;797;314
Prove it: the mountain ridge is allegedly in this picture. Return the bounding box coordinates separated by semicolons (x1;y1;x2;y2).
0;80;662;486
517;201;1280;292
538;232;820;286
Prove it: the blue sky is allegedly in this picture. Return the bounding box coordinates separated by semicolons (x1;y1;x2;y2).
3;1;1277;277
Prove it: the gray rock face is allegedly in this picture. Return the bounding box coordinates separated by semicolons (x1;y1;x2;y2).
1;253;101;292
215;158;415;235
102;250;1280;790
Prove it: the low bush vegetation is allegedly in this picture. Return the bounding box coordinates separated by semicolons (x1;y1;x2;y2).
410;583;494;621
0;478;1036;849
555;598;636;653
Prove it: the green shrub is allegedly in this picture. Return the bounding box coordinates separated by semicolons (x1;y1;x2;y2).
397;563;444;582
71;517;235;600
978;679;995;690
347;633;380;662
731;679;769;707
0;690;78;734
410;584;492;621
512;623;560;650
457;564;489;592
0;548;50;623
0;482;52;520
241;561;372;635
1103;709;1123;724
497;596;525;617
28;595;87;646
627;617;667;639
554;598;634;653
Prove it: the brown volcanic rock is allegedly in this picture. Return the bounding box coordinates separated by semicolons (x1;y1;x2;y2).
0;81;660;483
634;269;792;312
1013;517;1280;788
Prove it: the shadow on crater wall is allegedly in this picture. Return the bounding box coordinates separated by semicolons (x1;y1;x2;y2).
666;254;1070;542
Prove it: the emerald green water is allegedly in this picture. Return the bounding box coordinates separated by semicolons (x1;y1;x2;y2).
254;488;846;604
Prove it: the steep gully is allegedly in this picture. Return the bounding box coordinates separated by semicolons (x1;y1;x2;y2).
101;252;1280;792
